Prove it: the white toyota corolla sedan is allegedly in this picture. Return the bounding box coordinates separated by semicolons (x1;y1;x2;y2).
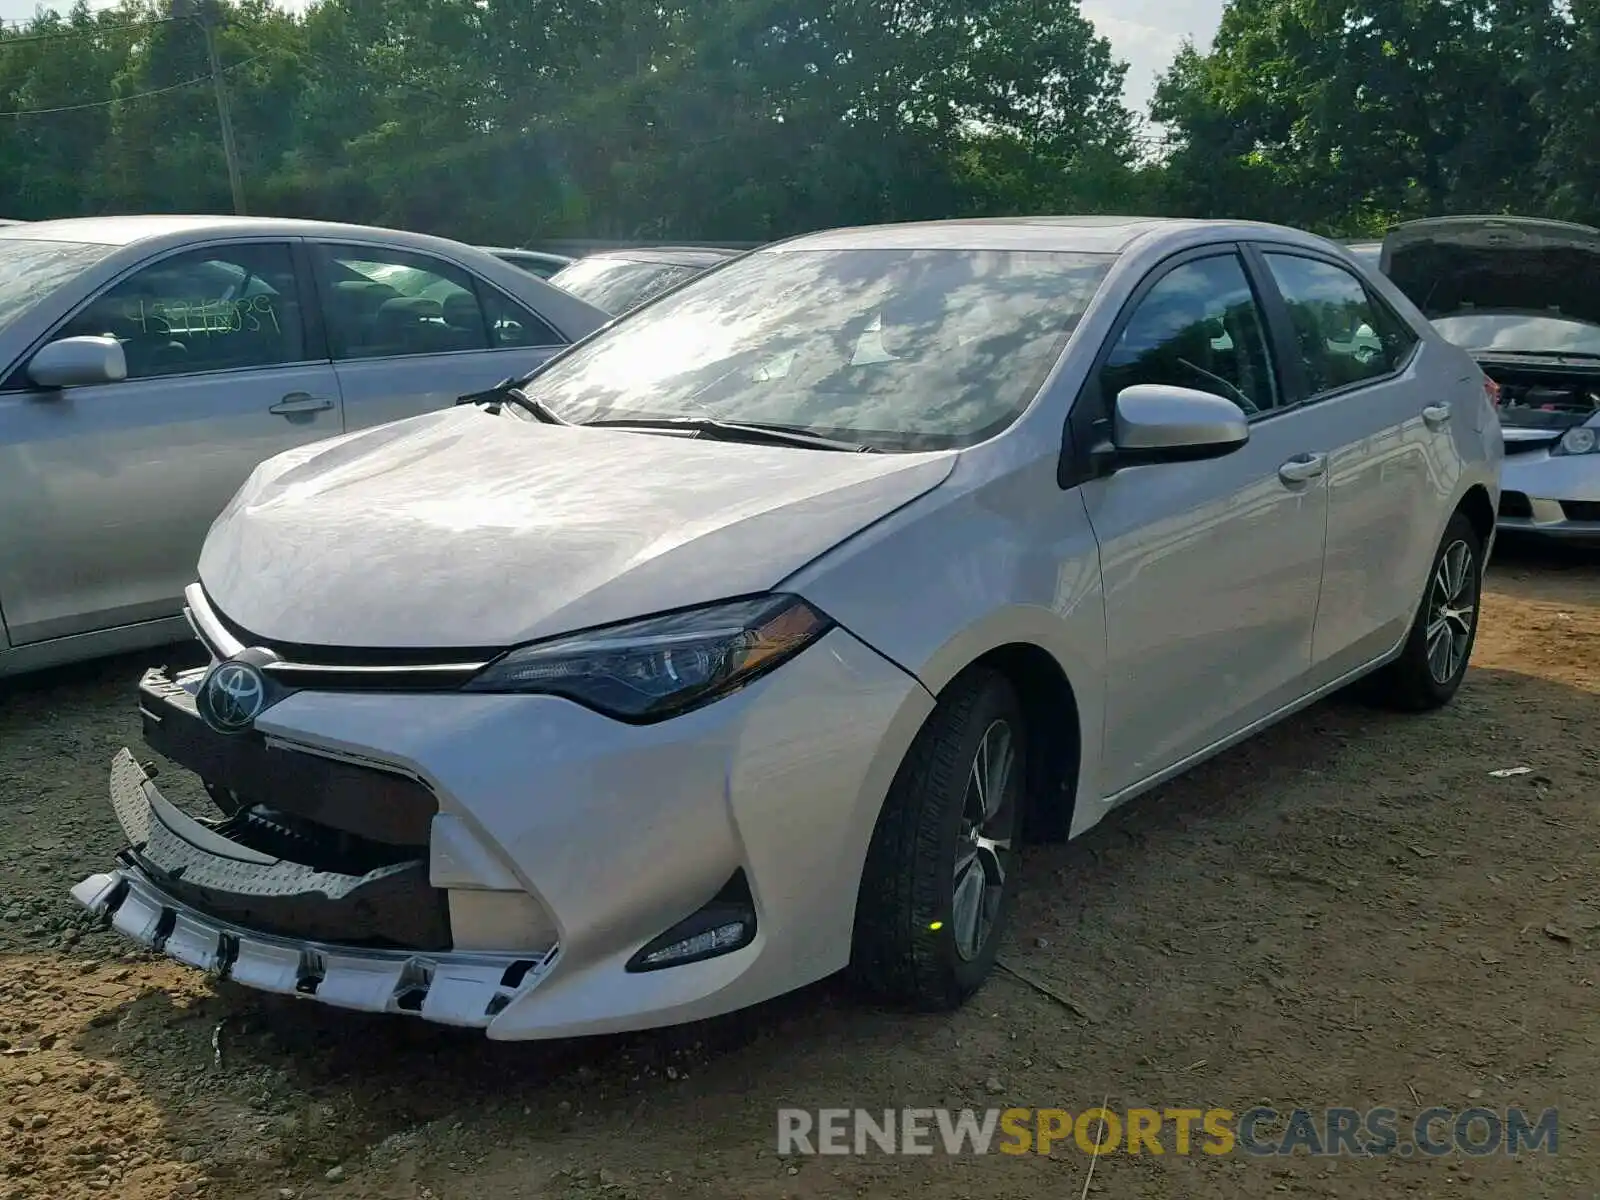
74;217;1502;1040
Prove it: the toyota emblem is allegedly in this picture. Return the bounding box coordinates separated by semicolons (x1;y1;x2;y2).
197;658;269;734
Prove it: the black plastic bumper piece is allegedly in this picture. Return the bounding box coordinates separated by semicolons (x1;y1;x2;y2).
138;667;436;847
110;748;451;951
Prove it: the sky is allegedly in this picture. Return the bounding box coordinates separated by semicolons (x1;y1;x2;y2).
0;0;1221;119
1083;0;1221;116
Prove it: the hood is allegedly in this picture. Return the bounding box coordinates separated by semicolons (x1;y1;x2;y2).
1380;216;1600;326
199;406;955;649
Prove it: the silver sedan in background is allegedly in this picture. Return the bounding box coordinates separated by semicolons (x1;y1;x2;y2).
546;245;746;315
0;216;610;677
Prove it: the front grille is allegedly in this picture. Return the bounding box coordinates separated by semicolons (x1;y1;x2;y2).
1561;500;1600;523
1499;491;1532;519
191;588;492;691
1504;439;1556;456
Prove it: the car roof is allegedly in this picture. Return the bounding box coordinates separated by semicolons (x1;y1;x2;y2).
0;214;479;250
582;246;746;267
772;215;1338;256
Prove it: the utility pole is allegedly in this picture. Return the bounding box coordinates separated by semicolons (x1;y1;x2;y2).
172;0;246;214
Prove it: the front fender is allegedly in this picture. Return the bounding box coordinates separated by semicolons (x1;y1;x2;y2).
785;453;1110;837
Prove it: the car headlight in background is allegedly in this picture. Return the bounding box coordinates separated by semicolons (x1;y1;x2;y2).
1553;426;1598;456
463;594;833;720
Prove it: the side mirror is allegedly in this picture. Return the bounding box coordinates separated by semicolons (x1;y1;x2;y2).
27;336;128;389
1111;383;1249;464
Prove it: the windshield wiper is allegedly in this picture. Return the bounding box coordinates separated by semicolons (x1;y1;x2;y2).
456;377;570;425
583;416;877;453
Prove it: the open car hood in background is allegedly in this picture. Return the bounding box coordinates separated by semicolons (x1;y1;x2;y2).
1380;216;1600;328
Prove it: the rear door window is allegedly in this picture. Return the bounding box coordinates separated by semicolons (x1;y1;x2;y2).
312;244;494;360
1261;253;1418;396
314;245;565;355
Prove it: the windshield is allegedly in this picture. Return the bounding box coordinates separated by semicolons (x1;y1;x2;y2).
0;238;116;332
1432;312;1600;357
527;247;1114;452
548;257;704;314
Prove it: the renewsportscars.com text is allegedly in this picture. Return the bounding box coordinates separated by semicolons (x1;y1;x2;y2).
776;1106;1559;1158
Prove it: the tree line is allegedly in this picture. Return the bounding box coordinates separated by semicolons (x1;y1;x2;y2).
0;0;1594;246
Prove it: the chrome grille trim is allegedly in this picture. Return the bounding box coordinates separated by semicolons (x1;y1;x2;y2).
183;583;491;683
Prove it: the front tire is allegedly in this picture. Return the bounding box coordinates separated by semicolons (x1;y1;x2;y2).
850;668;1025;1010
1371;511;1483;710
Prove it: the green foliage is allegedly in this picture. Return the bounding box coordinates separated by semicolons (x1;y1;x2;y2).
0;0;1145;240
1152;0;1585;233
0;0;1593;239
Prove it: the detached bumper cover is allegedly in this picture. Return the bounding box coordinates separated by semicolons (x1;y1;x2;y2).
73;867;553;1026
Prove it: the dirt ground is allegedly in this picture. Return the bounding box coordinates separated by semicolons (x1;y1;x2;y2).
1;540;1596;1200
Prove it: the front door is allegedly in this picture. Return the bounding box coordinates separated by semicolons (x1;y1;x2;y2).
0;240;343;644
306;241;567;432
1077;248;1331;798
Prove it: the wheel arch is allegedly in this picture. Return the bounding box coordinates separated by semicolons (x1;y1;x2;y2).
927;640;1087;844
973;644;1082;842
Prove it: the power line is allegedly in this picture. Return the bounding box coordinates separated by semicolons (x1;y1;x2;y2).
0;0;159;24
0;15;174;43
0;51;261;116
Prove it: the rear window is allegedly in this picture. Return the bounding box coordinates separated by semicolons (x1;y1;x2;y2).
548;258;702;315
0;238;116;332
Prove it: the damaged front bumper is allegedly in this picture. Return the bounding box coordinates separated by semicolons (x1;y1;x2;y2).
73;613;932;1040
74;665;560;1031
76;741;554;1027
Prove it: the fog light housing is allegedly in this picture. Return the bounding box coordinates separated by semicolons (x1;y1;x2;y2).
626;871;756;972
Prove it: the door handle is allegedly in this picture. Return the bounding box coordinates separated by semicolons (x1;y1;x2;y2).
1423;402;1452;428
1278;453;1327;485
270;392;335;416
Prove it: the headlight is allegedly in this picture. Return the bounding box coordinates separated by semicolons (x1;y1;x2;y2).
462;594;833;720
1554;426;1598;456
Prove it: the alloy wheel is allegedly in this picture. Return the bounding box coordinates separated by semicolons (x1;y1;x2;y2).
951;719;1019;962
1426;539;1477;685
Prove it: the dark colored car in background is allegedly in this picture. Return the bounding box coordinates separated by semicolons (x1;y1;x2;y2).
546;246;745;316
481;247;575;279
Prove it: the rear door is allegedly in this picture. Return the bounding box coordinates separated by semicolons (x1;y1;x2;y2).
0;238;342;643
1247;244;1442;683
307;241;569;430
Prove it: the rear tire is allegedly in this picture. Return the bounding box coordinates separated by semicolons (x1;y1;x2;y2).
850;668;1025;1010
1369;511;1483;711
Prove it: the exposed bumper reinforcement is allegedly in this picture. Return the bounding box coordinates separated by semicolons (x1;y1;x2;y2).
138;666;437;847
72;868;557;1027
107;747;449;949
